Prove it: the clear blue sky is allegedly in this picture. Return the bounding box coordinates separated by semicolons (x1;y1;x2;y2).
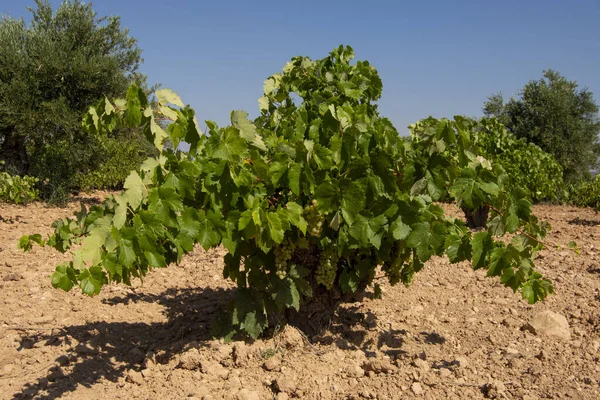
2;0;599;134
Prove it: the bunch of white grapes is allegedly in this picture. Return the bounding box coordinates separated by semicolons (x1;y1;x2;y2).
316;246;339;289
304;199;326;237
274;241;293;279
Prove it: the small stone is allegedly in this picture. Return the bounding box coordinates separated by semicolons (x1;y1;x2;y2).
501;317;519;328
141;369;153;378
3;273;20;281
277;325;304;349
438;368;452;378
274;376;297;393
454;356;469;368
412;359;430;372
236;388;260;400
263;357;281;372
126;369;144;385
179;350;203;370
521;310;571;341
232;342;249;366
504;347;521;359
1;364;14;376
482;380;506;399
128;347;145;361
411;382;423;395
361;359;395;374
276;393;289;400
590;341;600;353
346;363;365;378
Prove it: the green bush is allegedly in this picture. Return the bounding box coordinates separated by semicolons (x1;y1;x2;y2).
75;135;157;191
567;176;600;209
20;47;555;339
409;117;565;203
0;161;38;204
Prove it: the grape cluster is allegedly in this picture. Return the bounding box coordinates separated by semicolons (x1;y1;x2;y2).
316;246;339;289
274;241;293;279
304;199;326;237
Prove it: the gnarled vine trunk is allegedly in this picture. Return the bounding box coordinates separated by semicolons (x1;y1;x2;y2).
462;205;489;228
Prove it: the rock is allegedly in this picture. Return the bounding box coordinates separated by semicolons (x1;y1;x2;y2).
482;380;506;399
590;340;600;353
202;360;229;379
276;393;289;400
345;363;365;378
236;388;260;400
143;351;156;369
274;376;297;393
411;382;423;395
1;364;14;376
213;343;233;363
412;358;430;372
262;357;281;372
128;347;146;362
504;347;521;359
179;350;203;370
232;342;249;366
277;325;304;349
3;273;20;282
521;311;571;341
361;359;395;374
126;369;144;385
454;356;469;368
438;368;452;378
501;317;519;328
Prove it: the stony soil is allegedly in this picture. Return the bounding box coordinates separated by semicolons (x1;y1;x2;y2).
0;194;599;400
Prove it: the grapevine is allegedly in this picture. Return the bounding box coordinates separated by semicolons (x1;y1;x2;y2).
19;46;560;339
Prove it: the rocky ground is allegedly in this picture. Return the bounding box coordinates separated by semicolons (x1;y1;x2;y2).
0;193;599;400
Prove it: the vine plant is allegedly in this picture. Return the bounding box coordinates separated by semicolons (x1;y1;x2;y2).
20;46;556;338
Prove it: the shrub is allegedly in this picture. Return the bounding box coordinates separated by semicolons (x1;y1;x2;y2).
0;161;38;204
20;46;555;339
567;176;600;210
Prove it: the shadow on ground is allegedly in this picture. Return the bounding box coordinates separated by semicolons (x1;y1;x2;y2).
12;287;233;400
568;217;600;227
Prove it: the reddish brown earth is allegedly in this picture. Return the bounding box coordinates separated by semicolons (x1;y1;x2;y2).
0;194;599;400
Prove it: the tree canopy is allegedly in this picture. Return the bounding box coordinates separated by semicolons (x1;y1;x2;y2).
0;0;153;203
483;70;600;183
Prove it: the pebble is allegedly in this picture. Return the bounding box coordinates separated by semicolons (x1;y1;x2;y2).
127;369;144;385
411;382;423;395
522;310;571;341
263;357;281;372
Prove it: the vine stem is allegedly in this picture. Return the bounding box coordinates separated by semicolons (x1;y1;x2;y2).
483;203;565;250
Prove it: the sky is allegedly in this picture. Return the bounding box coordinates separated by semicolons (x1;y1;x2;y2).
2;0;599;135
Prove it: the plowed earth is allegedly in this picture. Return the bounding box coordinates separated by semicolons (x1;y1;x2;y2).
0;193;599;400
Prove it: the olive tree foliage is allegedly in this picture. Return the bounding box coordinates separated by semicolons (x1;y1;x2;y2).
483;70;600;183
0;0;154;203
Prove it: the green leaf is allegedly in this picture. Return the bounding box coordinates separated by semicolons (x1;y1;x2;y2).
125;85;142;126
197;216;221;250
213;127;247;161
390;217;412;240
266;212;285;244
285;202;307;235
145;251;167;268
156;88;184;107
123;171;147;209
231;110;267;151
78;266;107;296
471;231;492;269
51;263;76;292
